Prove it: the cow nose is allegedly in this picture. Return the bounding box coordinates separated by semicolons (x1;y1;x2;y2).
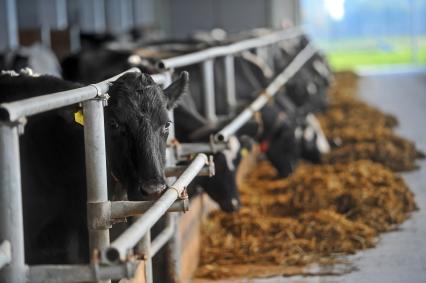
221;198;241;213
139;181;167;200
231;198;240;210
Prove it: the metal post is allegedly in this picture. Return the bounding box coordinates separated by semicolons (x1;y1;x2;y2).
138;232;153;283
103;154;208;264
83;99;110;283
0;0;19;52
0;123;26;283
150;217;174;257
165;213;180;283
223;55;237;115
201;59;217;122
215;43;317;142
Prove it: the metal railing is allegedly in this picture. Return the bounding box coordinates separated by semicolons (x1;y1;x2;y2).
0;28;318;283
0;68;209;283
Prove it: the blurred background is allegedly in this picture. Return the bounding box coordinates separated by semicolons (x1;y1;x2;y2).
1;0;424;71
302;0;426;70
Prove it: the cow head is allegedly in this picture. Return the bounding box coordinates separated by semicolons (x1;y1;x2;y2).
105;71;188;200
300;113;330;163
259;106;301;178
200;136;248;213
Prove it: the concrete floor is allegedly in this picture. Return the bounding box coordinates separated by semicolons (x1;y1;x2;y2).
195;71;426;283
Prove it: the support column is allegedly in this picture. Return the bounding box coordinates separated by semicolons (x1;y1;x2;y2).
0;122;26;283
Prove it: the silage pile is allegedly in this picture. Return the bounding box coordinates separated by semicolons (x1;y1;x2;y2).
319;72;425;171
194;71;420;280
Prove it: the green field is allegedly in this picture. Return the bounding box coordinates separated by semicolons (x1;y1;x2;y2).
317;36;426;71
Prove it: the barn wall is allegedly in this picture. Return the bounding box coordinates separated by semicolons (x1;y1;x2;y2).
158;0;301;37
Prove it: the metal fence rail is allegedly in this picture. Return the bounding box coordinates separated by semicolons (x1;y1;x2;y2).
0;67;205;283
157;27;303;69
0;28;317;283
215;43;317;142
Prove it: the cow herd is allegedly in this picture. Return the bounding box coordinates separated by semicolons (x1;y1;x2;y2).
0;29;333;267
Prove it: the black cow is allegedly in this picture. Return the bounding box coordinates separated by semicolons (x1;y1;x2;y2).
60;37;330;178
174;94;249;212
0;69;187;264
61;45;246;213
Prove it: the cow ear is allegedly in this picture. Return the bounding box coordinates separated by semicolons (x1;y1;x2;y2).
163;71;189;109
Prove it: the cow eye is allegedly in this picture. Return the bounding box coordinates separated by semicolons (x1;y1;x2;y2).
164;121;172;130
109;119;120;129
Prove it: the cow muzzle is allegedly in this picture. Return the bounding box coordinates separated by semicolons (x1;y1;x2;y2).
139;181;167;200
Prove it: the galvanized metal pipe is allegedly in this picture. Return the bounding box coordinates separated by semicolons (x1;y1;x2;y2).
164;212;181;283
215;43;317;142
0;68;140;122
103;153;208;264
150;217;174;257
0;241;11;270
138;232;153;283
165;165;211;177
28;262;138;283
201;59;217;122
224;55;237;114
83;99;110;278
177;142;227;157
110;200;189;219
158;28;303;69
0;123;26;283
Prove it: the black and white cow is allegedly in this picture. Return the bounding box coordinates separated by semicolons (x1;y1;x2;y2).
174;93;251;212
0;44;62;77
0;69;187;264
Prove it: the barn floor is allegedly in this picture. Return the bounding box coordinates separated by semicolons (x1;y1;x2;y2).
193;69;426;283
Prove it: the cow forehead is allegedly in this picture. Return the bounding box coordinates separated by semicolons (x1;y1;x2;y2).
110;82;168;119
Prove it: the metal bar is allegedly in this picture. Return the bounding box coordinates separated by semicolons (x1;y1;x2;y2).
0;241;11;270
0;68;140;122
0;0;19;52
103;153;208;264
177;142;227;156
224;55;237;114
215;43;317;142
83;99;110;283
111;200;189;218
0;69;170;122
158;27;303;69
0;123;26;282
150;217;174;257
165;165;210;177
201;59;217;122
164;213;180;283
139;232;153;283
28;262;138;283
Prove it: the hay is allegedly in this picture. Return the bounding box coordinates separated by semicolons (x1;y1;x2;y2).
195;161;416;279
319;72;424;170
195;72;419;280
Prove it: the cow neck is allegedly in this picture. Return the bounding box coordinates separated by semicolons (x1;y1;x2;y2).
259;110;288;153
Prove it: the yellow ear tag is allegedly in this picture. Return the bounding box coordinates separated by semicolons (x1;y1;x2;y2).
240;148;249;157
74;110;84;126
